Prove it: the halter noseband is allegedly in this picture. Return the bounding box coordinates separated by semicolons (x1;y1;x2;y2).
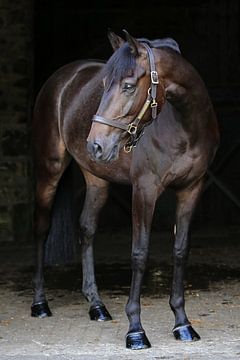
92;43;160;152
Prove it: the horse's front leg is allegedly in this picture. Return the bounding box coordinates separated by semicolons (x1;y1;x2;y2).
125;179;160;350
170;180;203;341
80;170;112;321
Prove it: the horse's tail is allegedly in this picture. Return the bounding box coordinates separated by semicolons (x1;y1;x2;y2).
44;161;80;265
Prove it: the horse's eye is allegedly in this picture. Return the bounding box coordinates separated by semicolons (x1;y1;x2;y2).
123;83;136;94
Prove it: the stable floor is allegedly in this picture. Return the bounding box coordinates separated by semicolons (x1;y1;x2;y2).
0;225;240;359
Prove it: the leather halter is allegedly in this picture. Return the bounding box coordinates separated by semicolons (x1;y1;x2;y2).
92;43;161;152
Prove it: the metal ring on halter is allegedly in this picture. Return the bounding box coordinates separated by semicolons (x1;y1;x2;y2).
124;144;133;153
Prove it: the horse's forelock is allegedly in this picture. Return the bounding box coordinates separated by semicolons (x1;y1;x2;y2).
102;43;137;90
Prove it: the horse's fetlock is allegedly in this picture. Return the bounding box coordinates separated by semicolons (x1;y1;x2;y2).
125;301;140;317
32;276;44;289
170;296;184;311
82;280;98;299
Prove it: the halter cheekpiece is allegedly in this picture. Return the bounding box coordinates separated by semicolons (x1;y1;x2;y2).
92;43;161;153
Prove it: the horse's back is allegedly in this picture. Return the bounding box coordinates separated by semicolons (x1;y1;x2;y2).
33;60;104;120
32;60;104;159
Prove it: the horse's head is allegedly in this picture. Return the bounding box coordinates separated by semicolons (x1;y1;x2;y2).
87;30;165;162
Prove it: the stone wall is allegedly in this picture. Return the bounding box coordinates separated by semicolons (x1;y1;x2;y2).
0;0;33;242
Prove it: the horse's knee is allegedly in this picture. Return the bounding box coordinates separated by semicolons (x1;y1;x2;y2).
131;248;148;272
173;245;188;264
79;221;96;242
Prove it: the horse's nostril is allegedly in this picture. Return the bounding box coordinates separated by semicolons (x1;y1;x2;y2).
93;142;103;160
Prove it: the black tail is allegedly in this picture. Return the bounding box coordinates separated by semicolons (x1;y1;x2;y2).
44;161;80;265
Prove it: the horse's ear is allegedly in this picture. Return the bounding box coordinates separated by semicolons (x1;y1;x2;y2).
122;29;139;57
107;29;125;51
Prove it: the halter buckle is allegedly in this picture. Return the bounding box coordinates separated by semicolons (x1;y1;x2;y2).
127;123;137;135
151;70;159;84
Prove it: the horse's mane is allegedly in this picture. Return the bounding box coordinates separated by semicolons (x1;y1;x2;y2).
138;37;181;54
102;37;180;89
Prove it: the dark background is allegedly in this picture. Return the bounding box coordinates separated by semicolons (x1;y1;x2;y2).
1;0;240;242
34;0;240;89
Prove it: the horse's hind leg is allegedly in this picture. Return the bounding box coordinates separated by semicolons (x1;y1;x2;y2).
80;170;111;321
169;179;203;341
31;157;70;317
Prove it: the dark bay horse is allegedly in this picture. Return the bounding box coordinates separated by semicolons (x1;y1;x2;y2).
31;30;219;350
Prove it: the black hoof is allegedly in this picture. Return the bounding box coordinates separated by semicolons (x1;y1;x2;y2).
89;305;112;321
126;331;151;350
31;301;52;318
173;324;200;341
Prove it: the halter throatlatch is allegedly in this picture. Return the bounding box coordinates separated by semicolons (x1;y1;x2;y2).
92;42;161;153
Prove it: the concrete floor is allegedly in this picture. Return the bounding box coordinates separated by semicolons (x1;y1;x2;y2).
0;225;240;359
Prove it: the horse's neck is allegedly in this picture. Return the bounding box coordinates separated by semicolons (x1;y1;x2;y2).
156;49;213;122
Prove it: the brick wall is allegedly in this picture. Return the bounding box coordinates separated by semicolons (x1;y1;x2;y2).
0;0;33;242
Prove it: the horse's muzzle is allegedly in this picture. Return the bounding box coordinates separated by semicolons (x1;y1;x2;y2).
87;140;119;162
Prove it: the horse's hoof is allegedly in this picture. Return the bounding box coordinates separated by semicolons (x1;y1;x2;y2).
126;331;151;350
89;305;112;321
31;302;52;318
173;324;200;341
